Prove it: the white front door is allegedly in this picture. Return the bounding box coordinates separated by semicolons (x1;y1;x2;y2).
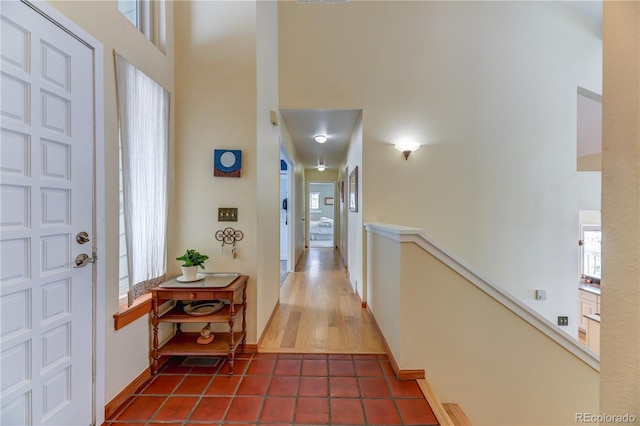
1;1;94;425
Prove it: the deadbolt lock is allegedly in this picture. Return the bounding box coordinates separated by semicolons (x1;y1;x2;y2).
76;231;90;244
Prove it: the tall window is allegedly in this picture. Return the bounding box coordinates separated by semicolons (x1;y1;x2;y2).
115;53;170;306
581;225;601;280
310;192;320;210
118;145;129;298
117;0;165;52
117;0;139;27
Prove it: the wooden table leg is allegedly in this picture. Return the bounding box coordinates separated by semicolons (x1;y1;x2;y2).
151;297;159;375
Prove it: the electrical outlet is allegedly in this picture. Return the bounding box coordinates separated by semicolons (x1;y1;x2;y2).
557;316;569;326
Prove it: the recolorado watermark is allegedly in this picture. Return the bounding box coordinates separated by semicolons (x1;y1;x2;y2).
576;413;637;423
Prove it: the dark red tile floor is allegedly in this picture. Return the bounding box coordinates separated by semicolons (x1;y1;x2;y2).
105;353;439;425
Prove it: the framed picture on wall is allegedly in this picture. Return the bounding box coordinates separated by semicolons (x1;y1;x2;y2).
213;149;242;177
349;166;358;212
325;197;334;206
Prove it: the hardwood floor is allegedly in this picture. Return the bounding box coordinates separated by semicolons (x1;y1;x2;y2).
260;249;385;354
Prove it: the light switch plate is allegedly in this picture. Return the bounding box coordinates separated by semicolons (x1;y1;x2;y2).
218;208;238;222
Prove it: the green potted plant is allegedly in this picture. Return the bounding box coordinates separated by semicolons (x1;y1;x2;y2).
176;249;209;282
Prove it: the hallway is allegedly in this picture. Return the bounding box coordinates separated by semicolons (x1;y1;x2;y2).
260;249;385;354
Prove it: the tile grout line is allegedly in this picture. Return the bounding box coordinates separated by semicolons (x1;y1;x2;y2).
351;353;368;426
250;353;272;424
184;354;235;424
152;364;193;424
353;359;372;425
116;362;188;423
224;355;254;423
287;353;301;425
108;353;436;425
379;355;405;426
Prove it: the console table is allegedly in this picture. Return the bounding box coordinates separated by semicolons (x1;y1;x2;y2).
150;274;248;375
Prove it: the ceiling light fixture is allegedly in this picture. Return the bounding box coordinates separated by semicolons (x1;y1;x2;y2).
394;140;421;160
318;160;326;172
314;135;328;144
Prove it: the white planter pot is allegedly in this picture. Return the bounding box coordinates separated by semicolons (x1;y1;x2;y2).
181;265;199;281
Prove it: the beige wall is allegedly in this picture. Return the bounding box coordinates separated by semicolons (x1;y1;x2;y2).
401;241;599;425
366;233;401;358
367;230;599;425
601;0;640;418
279;1;602;333
48;0;175;405
255;0;281;337
174;0;281;342
578;152;602;171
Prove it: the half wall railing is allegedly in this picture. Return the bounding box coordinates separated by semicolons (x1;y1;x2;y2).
365;223;599;425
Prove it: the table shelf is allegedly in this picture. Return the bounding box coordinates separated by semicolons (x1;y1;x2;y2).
150;275;248;375
159;304;244;324
158;332;244;356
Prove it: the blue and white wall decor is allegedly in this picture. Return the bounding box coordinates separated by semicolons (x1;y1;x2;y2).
214;149;242;177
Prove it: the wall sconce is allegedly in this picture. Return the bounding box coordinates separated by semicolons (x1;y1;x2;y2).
394;140;421;160
314;135;328;144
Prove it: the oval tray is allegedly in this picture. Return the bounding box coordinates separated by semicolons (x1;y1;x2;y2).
183;300;225;316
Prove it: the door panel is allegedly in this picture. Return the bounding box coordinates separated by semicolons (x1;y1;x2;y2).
0;1;94;425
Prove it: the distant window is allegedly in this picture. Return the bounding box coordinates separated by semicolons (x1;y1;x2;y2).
576;87;602;171
581;225;601;280
310;192;320;210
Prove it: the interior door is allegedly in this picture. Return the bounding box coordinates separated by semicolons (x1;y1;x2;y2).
1;1;94;425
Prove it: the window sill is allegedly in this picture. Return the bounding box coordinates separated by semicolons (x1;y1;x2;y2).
113;293;152;330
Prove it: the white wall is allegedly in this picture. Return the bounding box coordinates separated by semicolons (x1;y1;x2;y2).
577;88;603;171
579;210;601;228
279;1;602;332
48;0;175;405
601;0;640;416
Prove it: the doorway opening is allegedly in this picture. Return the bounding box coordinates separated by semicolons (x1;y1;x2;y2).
280;157;290;284
308;182;335;248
